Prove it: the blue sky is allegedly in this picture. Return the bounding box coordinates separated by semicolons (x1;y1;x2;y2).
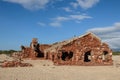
0;0;120;50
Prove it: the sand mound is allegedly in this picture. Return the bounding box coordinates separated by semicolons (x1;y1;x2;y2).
0;54;14;62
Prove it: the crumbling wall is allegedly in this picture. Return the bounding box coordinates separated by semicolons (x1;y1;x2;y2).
21;39;51;59
40;44;51;52
21;46;31;58
48;33;113;65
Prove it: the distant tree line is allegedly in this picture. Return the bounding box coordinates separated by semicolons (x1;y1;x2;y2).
112;51;120;55
0;50;18;55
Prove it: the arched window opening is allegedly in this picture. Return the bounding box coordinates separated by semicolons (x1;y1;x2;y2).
61;51;73;61
102;51;108;61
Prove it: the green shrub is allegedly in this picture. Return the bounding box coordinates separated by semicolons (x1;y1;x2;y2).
0;50;18;55
112;52;120;55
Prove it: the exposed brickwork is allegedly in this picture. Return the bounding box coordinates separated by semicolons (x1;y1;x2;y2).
21;38;51;59
21;33;113;65
44;33;113;65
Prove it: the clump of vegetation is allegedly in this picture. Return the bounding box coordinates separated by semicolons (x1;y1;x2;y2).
113;52;120;55
0;50;18;55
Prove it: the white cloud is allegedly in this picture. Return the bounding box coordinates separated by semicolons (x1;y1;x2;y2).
3;0;100;10
50;14;92;27
69;14;92;20
53;16;69;22
63;7;73;12
87;22;120;50
38;14;92;27
37;22;46;27
87;23;120;34
71;0;100;9
104;38;120;50
3;0;50;10
49;22;61;27
49;16;69;27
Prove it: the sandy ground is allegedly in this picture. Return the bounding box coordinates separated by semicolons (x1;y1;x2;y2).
0;56;120;80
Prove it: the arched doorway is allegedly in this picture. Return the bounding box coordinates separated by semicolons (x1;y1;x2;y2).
84;51;91;62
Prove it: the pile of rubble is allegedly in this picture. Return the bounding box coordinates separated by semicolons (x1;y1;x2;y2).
1;60;32;68
0;53;32;68
0;61;33;68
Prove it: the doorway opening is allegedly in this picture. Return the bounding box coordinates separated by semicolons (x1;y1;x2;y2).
84;51;91;62
52;55;55;61
61;51;73;61
45;53;49;59
33;43;44;58
36;50;44;58
102;51;108;61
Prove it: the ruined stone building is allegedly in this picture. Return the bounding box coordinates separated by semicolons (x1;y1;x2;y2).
21;32;113;65
21;38;51;59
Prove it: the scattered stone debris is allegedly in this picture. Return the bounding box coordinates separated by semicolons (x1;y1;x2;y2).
0;53;32;68
116;63;120;68
1;60;32;68
115;61;120;68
